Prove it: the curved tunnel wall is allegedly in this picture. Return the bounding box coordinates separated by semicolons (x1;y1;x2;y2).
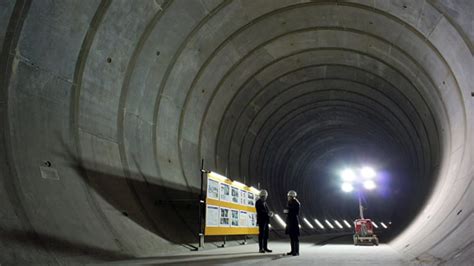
0;0;472;264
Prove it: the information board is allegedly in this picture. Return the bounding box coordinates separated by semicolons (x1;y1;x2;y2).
205;171;260;236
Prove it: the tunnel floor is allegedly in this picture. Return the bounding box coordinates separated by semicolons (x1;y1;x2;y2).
96;237;409;265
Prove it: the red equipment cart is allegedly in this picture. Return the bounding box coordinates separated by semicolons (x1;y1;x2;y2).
353;219;379;246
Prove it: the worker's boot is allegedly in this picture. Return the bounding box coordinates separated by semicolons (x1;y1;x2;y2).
293;238;299;256
287;239;294;255
263;239;272;252
258;235;264;253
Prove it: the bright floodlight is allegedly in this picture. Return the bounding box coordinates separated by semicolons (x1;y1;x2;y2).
371;221;379;228
363;180;376;190
343;219;352;228
325;219;335;229
314;219;325;229
361;167;376;179
303;218;314;229
274;214;287;227
380;222;388;229
341;169;356;181
334;220;344;229
341;183;354;192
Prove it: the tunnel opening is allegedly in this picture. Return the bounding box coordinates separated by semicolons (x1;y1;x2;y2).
215;68;443;243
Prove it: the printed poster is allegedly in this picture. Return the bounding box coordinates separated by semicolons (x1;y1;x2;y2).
247;192;255;206
248;212;256;227
207;179;219;199
240;190;247;205
220;183;230;202
231;186;240;204
220;207;230;226
239;210;248;227
231;209;239;227
206;205;219;226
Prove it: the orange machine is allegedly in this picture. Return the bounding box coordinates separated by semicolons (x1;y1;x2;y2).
353;219;379;246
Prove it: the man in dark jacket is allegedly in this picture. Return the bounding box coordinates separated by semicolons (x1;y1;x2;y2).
285;190;300;256
255;189;273;253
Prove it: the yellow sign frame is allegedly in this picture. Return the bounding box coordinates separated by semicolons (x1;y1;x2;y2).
204;171;260;236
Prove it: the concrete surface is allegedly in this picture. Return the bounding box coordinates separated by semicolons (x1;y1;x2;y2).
97;238;408;266
0;0;472;265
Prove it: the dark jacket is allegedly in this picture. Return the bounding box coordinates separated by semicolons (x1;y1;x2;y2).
255;198;270;225
285;198;300;236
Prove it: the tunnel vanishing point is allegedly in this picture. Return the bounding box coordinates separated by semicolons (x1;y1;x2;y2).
0;0;473;265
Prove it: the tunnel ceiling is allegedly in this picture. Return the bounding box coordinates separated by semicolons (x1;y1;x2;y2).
0;0;473;264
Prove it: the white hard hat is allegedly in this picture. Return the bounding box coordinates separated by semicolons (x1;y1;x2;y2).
260;189;268;197
287;190;297;197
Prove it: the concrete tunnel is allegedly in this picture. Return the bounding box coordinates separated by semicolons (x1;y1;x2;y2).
0;0;472;264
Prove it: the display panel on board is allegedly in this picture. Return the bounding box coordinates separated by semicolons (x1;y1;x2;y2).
247;192;255;206
220;183;230;202
239;210;248;227
207;179;219;199
240;190;247;205
206;205;219;226
231;210;239;227
219;208;230;227
231;186;239;203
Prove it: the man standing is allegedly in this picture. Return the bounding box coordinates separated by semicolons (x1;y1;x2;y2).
255;189;273;253
285;190;300;256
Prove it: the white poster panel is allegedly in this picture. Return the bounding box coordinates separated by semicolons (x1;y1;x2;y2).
240;190;247;205
239;190;247;206
231;209;239;227
219;207;230;226
248;212;257;227
231;186;239;204
247;192;255;206
207;179;219;199
220;183;231;202
206;205;219;226
239;210;248;227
